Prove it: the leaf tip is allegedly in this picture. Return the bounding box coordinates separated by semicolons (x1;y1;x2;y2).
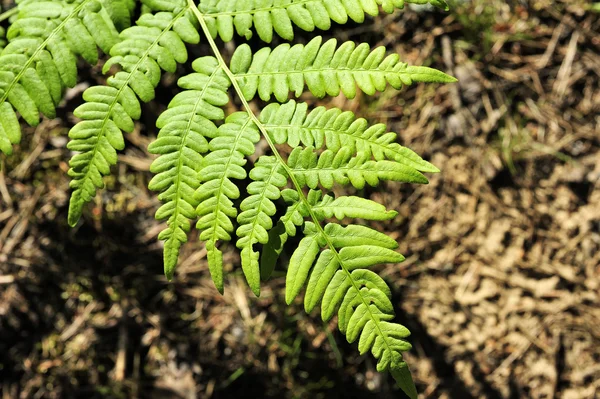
391;362;418;399
207;244;225;294
164;264;175;281
445;74;459;83
285;291;294;306
163;243;179;282
214;282;224;295
417;159;440;174
67;214;80;228
67;198;82;227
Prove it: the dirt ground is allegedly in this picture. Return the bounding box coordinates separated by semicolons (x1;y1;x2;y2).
1;1;599;398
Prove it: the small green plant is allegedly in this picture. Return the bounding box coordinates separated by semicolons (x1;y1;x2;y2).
0;1;456;396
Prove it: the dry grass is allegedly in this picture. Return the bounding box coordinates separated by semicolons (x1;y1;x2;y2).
1;1;599;398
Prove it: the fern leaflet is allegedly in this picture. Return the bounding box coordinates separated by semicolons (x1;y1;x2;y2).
231;36;456;102
286;145;428;189
194;111;261;293
199;0;448;42
309;189;398;221
148;56;230;282
260;100;439;173
285;218;417;398
236;155;288;296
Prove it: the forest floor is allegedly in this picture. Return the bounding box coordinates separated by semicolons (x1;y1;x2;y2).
1;1;599;398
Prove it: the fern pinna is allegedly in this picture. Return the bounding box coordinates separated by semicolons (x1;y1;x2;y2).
0;0;456;396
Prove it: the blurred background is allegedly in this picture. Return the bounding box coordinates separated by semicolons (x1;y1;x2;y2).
1;0;599;398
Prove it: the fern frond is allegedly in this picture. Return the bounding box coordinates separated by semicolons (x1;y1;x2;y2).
231;36;456;102
67;1;200;226
287;220;418;398
236;155;288;296
148;56;230;281
199;0;448;43
149;3;452;394
0;0;123;156
261;100;439;173
194;112;261;292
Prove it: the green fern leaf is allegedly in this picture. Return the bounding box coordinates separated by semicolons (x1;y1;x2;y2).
67;1;200;226
194;112;261;292
287;146;429;189
294;224;402;313
310;191;398;221
148;56;230;281
236;155;288;296
231;36;456;101
199;0;448;42
260;100;439;173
